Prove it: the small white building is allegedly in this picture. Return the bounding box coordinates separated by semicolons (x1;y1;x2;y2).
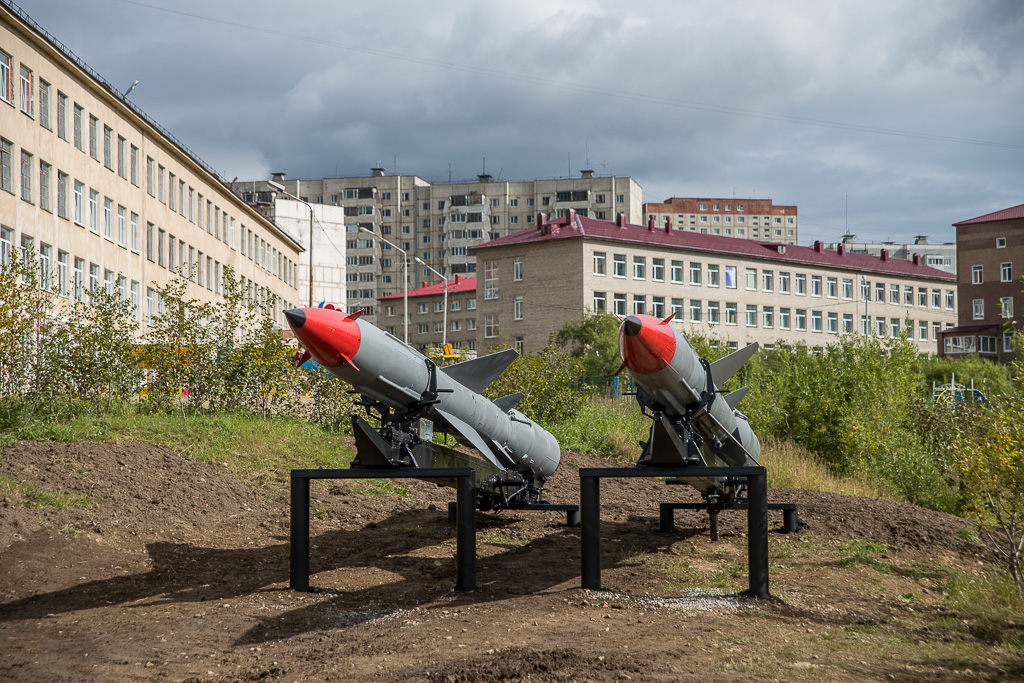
271;198;347;309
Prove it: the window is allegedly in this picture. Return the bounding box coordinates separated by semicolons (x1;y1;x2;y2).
633;256;646;280
932;289;941;308
763;306;774;328
613;293;626;316
19;150;32;201
843;314;854;334
73;180;83;224
73;104;84;150
117;206;127;246
484;315;499;338
653;296;666;319
130;213;138;253
762;270;773;292
56;171;68;218
158;165;165;202
72;258;84;301
56;91;67;140
89;115;99;160
56;250;68;296
88;189;99;233
745;304;757;327
652;258;665;282
483;261;498;299
877;318;886;336
38;244;51;291
724;265;737;289
778;271;790;294
0;226;11;266
887;284;898;304
593;291;606;313
103;198;114;240
703;264;718;287
0;50;11;104
103;125;113;170
843;279;854;300
972;265;983;285
38;161;50;211
1001;262;1012;282
168;173;176;210
38;79;50;129
690;263;702;286
745;268;756;290
1001;297;1014;319
634;295;647;316
795;309;807;331
917;287;927;306
725;302;737;325
811;311;823;333
612;253;626;278
513;296;523;320
593;251;606;275
689;299;701;323
779;308;791;330
827;312;838;334
671;260;684;284
996;237;1007;249
826;277;837;298
945;290;955;310
795;273;807;296
19;64;33;116
890;318;900;337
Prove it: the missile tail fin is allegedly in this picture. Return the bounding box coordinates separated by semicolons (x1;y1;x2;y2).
613;358;629;376
434;408;511;470
709;342;758;387
492;392;523;413
723;386;750;409
344;308;367;321
440;348;519;393
659;310;678;325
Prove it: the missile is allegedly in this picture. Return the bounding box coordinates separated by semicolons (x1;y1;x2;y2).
617;313;760;497
284;307;560;509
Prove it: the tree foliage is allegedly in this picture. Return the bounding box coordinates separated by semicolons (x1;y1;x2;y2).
552;312;622;377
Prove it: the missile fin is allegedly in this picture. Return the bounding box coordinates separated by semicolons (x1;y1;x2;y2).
723;386;750;410
440;348;519;393
492;392;524;413
613;358;629;377
708;342;759;387
434;408;509;470
344;308;367;321
659;310;678;325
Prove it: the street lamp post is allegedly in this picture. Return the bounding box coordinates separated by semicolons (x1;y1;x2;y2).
861;275;869;336
415;257;448;348
360;227;409;344
267;180;315;308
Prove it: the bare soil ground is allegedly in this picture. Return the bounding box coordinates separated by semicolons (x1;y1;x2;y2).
1;440;1021;682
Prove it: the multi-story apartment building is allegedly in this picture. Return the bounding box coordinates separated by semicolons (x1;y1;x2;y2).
0;3;302;329
938;203;1023;362
473;212;957;356
644;197;798;244
234;169;642;326
825;235;956;274
378;275;478;355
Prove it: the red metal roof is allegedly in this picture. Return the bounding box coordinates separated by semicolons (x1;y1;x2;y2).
474;213;955;281
378;277;476;301
937;323;1002;335
954;203;1024;226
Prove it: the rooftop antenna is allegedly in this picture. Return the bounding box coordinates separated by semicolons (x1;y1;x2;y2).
585;139;590;169
567;152;571;177
482;156;486;175
393;154;397;175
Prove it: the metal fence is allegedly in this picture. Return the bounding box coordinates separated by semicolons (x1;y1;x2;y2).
578;374;638;400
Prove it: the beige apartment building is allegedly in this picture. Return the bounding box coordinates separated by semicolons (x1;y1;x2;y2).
233;169;642;326
378;275;479;355
644;197;799;244
473;212;957;357
0;3;302;330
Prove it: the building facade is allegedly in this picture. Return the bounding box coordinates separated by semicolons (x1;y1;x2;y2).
378;276;478;355
0;3;302;329
825;235;956;274
644;197;798;244
233;169;642;326
473;212;957;356
938;203;1023;362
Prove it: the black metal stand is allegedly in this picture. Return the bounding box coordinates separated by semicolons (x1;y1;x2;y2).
290;467;477;592
659;501;799;535
446;501;580;527
579;466;770;598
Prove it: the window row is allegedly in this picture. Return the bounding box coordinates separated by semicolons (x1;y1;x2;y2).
971;263;1014;285
591;252;954;309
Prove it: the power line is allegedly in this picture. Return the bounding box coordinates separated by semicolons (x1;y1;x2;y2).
113;0;1024;151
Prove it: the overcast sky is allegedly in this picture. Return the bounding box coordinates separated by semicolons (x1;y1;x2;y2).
19;0;1024;244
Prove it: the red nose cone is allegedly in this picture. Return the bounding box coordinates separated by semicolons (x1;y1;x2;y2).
619;314;676;374
285;307;361;369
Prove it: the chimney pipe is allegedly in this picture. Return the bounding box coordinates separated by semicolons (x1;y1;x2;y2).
647;216;655;231
813;240;824;253
615;213;626;227
664;217;672;233
880;249;889;261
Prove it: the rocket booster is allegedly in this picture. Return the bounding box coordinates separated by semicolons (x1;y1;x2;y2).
284;307;560;480
618;313;760;468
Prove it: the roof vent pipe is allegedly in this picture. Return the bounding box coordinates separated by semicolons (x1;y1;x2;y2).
615;213;626;227
664;217;673;233
880;249;889;261
837;244;846;256
912;254;922;266
647;216;655;231
813;240;824;253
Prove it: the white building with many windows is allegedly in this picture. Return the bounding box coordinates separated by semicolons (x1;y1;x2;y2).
0;2;302;329
473;212;957;356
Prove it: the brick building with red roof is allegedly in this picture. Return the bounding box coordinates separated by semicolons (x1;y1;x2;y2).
378;275;479;354
939;203;1024;362
471;211;957;356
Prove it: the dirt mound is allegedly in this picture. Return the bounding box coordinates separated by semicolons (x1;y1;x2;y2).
0;440;1014;682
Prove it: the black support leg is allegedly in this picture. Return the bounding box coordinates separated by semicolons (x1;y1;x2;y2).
290;476;310;592
580;475;601;590
659;502;674;532
747;469;769;598
455;474;476;591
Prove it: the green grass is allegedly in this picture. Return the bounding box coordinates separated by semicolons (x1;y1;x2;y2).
0;474;95;510
5;410;356;493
